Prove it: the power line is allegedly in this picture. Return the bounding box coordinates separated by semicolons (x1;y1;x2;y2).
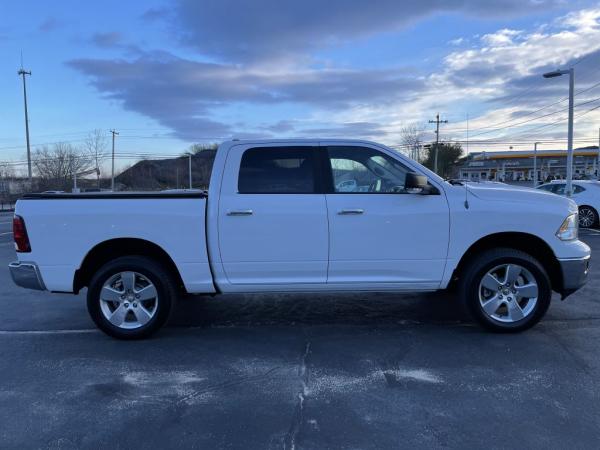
465;95;600;139
445;80;600;135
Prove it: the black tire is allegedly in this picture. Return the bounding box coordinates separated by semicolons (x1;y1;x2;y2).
458;248;552;333
578;206;598;229
87;256;176;339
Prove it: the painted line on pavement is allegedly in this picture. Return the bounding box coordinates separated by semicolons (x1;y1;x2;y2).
581;228;600;235
0;329;98;336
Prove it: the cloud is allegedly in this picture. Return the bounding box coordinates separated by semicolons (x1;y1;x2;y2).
141;7;170;22
172;0;572;62
70;4;600;148
441;8;600;108
68;52;422;139
299;122;389;138
448;37;465;46
262;120;296;133
91;32;124;48
481;28;522;46
38;18;61;33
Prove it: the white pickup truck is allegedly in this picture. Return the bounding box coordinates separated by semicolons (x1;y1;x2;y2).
9;140;591;339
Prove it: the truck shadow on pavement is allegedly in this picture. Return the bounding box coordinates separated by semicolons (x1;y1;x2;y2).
169;291;466;329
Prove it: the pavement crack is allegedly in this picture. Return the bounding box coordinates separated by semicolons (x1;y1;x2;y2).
284;341;311;450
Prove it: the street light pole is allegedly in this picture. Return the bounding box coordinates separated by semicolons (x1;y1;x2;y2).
533;142;541;187
597;127;600;181
543;68;574;197
18;68;32;185
566;68;574;197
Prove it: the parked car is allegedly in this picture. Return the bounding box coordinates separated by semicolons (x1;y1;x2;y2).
536;180;600;228
9;139;590;339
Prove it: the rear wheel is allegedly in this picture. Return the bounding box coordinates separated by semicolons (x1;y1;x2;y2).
459;248;551;333
87;256;176;339
578;206;597;228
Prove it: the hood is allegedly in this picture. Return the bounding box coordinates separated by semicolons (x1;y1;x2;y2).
465;183;577;213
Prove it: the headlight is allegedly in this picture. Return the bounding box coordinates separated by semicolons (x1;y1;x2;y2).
556;213;578;241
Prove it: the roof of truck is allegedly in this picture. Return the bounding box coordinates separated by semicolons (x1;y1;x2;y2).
220;138;384;147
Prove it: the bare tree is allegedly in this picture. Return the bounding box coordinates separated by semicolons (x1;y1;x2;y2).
400;125;425;161
0;162;14;179
84;129;109;187
33;142;94;191
187;143;218;155
0;163;14;201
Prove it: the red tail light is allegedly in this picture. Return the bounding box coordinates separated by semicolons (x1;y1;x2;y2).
13;215;31;253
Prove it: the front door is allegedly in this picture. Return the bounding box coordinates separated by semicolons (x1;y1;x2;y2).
324;144;450;289
217;144;329;285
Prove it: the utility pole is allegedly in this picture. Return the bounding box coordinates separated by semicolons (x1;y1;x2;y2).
188;153;193;189
18;66;32;185
533;142;541;187
429;113;448;174
566;68;574;197
110;129;119;191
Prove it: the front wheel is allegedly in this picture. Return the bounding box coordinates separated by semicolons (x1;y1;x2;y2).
459;248;551;333
87;256;176;339
578;206;598;229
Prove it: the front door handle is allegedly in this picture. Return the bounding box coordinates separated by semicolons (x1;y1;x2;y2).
338;209;364;215
227;209;254;216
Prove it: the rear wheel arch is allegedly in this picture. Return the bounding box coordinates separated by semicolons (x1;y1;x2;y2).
450;232;562;293
74;238;185;294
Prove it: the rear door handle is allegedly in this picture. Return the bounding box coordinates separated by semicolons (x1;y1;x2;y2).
338;209;364;215
227;209;253;216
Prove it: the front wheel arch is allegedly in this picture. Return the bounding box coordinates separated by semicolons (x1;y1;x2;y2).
450;232;562;294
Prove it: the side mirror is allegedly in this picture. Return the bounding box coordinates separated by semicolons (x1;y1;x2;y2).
405;172;428;194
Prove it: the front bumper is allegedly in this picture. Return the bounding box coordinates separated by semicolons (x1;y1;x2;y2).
558;255;590;299
8;261;46;291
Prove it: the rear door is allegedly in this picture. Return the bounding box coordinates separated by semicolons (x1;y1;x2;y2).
323;144;450;288
217;143;329;286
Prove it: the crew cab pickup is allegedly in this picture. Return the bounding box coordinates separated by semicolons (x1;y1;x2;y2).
9;140;591;339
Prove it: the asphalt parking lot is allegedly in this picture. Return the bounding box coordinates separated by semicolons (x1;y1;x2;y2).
1;210;600;449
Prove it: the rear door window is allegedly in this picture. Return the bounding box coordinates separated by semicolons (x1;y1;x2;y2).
238;147;319;194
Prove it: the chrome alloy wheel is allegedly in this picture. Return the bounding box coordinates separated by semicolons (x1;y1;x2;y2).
579;208;596;228
99;271;158;329
478;264;538;323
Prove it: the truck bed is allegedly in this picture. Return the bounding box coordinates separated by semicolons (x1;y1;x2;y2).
15;191;215;294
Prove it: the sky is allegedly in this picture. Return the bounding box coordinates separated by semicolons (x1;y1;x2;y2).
1;0;600;174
